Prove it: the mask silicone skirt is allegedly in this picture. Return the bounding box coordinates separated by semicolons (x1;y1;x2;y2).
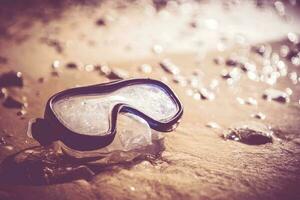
45;78;183;151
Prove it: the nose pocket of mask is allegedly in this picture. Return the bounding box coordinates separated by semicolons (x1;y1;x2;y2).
45;79;183;151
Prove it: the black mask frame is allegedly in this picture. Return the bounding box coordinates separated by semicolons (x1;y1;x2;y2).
44;78;183;151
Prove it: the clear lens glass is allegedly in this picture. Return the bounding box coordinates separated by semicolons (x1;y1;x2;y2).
52;83;178;136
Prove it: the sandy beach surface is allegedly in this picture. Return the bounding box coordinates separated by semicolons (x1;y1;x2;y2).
0;1;300;199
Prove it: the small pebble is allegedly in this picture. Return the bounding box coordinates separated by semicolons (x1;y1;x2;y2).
160;59;180;75
245;97;257;106
263;88;290;103
96;18;106;26
107;68;129;80
251;112;266;120
206;122;221;129
139;64;152;74
66;62;78;69
198;88;215;100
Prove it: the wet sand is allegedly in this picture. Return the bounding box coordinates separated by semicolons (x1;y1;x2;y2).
0;1;300;200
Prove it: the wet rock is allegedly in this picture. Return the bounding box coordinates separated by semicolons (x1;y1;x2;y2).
263;88;290;103
2;96;24;109
160;59;180;75
0;71;23;87
223;122;273;145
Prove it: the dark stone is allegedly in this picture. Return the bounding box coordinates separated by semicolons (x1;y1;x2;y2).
0;71;23;87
